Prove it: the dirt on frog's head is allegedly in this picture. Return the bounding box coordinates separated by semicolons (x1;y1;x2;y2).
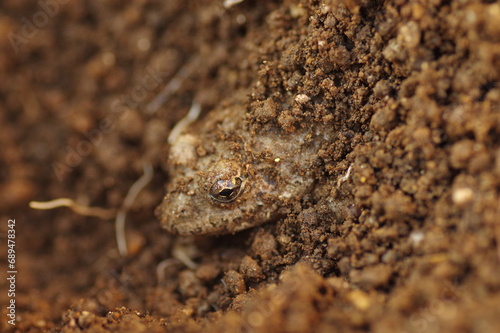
157;103;331;235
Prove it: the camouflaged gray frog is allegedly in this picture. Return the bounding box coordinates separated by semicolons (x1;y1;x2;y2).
157;96;334;235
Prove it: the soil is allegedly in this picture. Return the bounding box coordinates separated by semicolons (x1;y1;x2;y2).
1;0;500;332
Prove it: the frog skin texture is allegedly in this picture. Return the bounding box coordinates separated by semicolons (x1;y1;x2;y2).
157;97;334;235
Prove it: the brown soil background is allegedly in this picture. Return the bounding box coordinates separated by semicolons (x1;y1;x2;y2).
1;0;500;332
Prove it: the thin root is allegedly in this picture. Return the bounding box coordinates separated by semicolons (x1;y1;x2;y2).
145;57;199;114
167;101;202;144
224;0;245;8
30;166;154;258
29;198;115;220
172;245;198;270
337;164;353;187
115;163;154;257
156;258;180;285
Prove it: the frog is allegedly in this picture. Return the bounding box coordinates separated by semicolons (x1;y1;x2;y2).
157;93;335;236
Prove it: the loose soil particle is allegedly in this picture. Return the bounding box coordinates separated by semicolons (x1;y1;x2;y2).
1;0;499;332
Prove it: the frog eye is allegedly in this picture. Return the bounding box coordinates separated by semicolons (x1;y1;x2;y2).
209;177;243;203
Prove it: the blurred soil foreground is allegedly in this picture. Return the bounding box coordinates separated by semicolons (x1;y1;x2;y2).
1;0;500;332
